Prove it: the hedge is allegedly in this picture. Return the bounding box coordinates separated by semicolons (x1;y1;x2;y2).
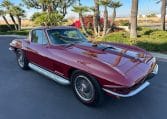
0;24;18;32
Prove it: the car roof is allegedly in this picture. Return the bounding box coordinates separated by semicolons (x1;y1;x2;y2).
33;26;77;30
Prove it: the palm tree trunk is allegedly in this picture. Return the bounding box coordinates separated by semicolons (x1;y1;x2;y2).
47;5;53;13
111;8;116;27
106;8;116;34
93;13;98;36
130;0;138;39
16;16;21;31
2;15;11;30
103;6;108;36
98;24;101;36
161;0;166;31
9;13;18;30
42;4;47;12
94;0;100;35
79;13;88;36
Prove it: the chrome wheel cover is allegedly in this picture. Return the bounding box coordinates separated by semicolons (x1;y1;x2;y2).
17;52;24;68
74;75;95;102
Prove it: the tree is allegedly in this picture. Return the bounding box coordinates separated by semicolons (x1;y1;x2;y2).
161;0;167;30
22;0;76;17
130;0;138;39
89;7;98;35
156;0;167;30
99;0;111;36
146;13;157;17
157;0;167;30
22;0;54;12
107;1;122;33
72;5;89;36
10;5;25;30
1;0;18;30
59;0;76;17
31;12;42;21
34;12;63;26
0;9;11;29
93;0;100;36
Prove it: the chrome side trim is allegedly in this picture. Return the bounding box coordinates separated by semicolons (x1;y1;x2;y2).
152;64;158;75
28;63;70;85
103;81;150;97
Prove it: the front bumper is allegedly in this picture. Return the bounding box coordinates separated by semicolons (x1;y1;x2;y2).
152;64;158;75
9;47;15;51
103;64;158;97
103;81;150;97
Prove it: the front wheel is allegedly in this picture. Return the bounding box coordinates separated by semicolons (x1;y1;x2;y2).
16;49;29;70
71;71;103;106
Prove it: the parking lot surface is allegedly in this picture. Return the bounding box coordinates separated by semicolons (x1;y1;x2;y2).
0;36;166;119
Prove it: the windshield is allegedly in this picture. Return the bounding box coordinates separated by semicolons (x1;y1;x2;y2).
47;28;88;44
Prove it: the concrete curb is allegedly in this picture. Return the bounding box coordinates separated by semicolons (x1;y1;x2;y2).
150;52;167;62
0;35;26;38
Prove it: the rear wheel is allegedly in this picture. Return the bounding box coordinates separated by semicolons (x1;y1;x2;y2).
71;71;103;106
16;49;29;70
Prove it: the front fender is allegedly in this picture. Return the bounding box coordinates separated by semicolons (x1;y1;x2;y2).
10;39;23;50
55;53;131;87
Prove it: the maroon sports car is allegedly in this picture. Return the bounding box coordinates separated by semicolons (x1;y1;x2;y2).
9;26;158;106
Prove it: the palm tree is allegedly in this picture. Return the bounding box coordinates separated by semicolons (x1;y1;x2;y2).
161;0;166;30
93;0;100;36
72;5;89;36
89;7;97;36
0;9;11;29
99;0;110;36
10;6;25;31
156;0;167;30
1;0;18;30
130;0;138;39
109;1;122;27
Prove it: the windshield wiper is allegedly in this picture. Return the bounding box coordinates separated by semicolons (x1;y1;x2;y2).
102;46;116;51
64;43;75;48
64;41;82;48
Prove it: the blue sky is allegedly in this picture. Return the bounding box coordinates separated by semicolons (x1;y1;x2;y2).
80;0;161;17
0;0;161;18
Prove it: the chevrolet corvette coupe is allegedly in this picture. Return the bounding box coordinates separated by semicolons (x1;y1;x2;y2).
9;26;158;106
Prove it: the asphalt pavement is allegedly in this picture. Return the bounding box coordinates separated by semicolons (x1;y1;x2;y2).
0;36;167;119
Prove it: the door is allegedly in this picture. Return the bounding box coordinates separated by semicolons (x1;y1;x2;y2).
26;29;54;71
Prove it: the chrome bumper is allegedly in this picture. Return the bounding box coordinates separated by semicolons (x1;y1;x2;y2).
103;64;158;97
152;64;158;75
148;64;158;79
9;47;15;51
103;81;150;97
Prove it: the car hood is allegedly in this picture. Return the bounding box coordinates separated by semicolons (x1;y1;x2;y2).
50;42;153;87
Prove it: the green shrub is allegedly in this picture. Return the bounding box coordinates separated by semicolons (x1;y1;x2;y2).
137;26;142;31
146;13;156;17
100;28;167;52
101;31;133;44
87;29;93;35
119;20;130;26
0;29;29;36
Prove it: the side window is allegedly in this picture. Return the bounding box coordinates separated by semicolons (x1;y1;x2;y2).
32;30;48;44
